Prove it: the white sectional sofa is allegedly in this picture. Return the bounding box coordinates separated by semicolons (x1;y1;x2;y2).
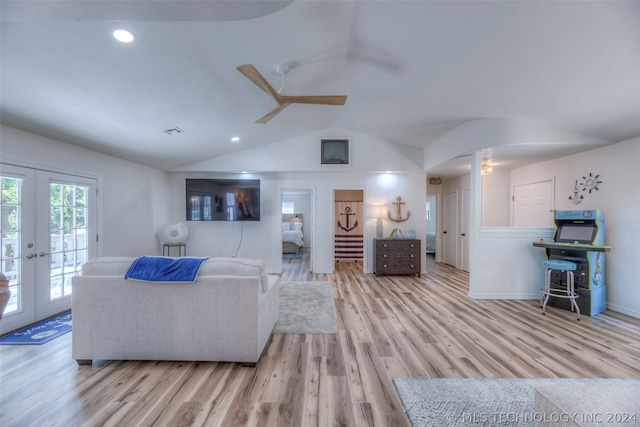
72;257;280;367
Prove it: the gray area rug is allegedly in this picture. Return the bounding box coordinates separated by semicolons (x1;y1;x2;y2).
393;378;640;427
273;281;337;334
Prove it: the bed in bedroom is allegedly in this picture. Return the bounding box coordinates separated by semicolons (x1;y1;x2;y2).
282;214;304;254
426;231;436;253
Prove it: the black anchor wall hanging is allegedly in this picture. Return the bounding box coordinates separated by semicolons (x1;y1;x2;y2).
338;206;359;232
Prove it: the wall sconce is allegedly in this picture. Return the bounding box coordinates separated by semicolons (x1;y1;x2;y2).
481;164;493;175
371;205;387;239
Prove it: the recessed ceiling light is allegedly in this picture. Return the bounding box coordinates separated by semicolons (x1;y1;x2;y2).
113;29;135;43
231;137;240;142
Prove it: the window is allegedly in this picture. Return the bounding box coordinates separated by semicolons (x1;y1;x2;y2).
282;201;294;214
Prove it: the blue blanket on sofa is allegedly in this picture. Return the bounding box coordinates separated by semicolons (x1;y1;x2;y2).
125;256;209;283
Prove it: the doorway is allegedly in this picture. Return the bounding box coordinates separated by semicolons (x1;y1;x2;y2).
1;163;97;333
281;188;314;273
334;189;363;272
426;195;437;258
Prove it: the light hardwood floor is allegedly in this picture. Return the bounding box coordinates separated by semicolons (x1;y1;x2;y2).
2;252;640;426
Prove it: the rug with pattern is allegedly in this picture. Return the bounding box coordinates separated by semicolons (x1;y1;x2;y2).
0;310;72;345
393;377;640;427
274;281;337;334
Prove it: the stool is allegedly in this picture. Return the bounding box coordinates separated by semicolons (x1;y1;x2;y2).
540;259;580;320
163;243;186;257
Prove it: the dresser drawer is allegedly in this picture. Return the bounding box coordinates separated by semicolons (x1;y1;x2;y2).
374;239;421;276
376;260;420;275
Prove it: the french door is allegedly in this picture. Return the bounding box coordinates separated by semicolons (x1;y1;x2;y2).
0;163;97;333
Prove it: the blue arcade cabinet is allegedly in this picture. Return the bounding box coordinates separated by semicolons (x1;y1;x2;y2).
533;209;611;316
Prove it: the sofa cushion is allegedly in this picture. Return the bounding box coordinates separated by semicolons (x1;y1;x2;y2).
199;257;265;277
81;257;137;276
81;257;272;291
199;258;271;292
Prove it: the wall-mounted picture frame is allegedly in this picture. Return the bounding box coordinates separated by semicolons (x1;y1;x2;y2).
321;138;350;165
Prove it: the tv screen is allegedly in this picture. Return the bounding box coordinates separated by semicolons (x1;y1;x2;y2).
186;179;260;221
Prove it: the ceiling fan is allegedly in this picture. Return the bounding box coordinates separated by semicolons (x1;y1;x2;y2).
237;64;347;124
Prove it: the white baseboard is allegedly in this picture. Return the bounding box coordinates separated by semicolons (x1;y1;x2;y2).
468;291;539;300
606;302;640;320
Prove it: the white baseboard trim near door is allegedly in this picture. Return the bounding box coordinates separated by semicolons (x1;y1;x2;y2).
468;291;540;300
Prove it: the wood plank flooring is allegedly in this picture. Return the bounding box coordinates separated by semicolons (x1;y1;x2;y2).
2;252;640;426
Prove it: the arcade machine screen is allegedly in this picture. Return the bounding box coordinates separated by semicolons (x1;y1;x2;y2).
556;225;597;243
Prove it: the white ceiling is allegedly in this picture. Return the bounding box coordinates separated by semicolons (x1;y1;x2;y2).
2;1;639;173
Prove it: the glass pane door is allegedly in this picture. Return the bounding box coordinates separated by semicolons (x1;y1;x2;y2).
0;164;36;333
36;172;96;319
1;165;97;332
48;183;89;299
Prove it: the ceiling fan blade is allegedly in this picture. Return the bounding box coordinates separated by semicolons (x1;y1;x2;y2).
280;95;347;105
237;64;281;102
255;103;291;124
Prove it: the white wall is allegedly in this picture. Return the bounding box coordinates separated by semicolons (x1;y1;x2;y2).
169;127;428;274
171;127;424;173
166;172;282;271
277;171;427;274
2;125;427;276
0;125;170;256
482;170;510;227
424;118;610;170
470;138;640;319
167;170;426;274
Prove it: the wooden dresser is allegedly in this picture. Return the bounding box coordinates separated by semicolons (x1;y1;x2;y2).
373;239;421;276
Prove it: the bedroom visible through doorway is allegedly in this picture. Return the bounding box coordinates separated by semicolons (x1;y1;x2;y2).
281;188;313;272
426;195;437;260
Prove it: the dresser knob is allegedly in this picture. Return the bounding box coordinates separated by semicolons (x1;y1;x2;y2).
383;264;387;268
410;254;414;258
383;254;387;258
410;264;414;268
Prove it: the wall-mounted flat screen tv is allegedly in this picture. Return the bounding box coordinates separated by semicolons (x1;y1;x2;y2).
186;179;260;221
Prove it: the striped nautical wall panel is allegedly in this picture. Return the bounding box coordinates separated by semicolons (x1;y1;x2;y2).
335;201;363;262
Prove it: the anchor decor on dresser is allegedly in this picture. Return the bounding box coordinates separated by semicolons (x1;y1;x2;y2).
388;196;411;222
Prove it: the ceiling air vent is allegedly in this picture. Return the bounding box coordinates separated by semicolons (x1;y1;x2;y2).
164;127;184;135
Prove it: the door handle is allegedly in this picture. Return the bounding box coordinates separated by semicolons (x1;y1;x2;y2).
39;252;49;257
25;253;37;259
461;233;466;236
443;231;447;234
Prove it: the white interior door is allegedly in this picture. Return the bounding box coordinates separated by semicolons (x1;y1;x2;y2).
1;164;97;332
443;191;457;267
513;180;553;227
461;189;470;272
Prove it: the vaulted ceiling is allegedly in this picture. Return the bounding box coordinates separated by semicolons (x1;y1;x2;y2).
2;1;639;172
